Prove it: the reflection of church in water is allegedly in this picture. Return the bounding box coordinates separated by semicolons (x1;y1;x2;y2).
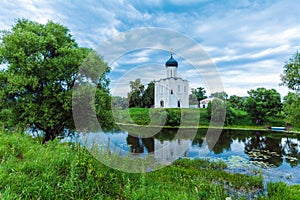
127;134;189;163
154;51;189;108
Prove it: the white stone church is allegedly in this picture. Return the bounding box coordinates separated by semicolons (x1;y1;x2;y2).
154;53;189;108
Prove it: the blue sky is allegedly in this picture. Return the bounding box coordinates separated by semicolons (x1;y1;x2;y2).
1;0;300;97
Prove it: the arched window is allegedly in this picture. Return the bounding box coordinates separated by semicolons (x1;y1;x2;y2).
160;100;164;108
177;100;181;108
171;89;173;95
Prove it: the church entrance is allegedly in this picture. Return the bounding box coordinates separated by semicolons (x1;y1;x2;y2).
160;100;164;108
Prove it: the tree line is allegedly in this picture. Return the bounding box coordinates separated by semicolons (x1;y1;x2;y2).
116;76;299;128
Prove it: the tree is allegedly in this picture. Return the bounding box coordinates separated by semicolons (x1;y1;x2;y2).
207;99;232;126
189;93;198;105
142;81;154;108
191;87;207;107
281;51;300;92
0;19;112;142
283;92;300;128
244;88;281;124
128;78;144;108
211;91;228;101
228;95;245;109
111;96;128;110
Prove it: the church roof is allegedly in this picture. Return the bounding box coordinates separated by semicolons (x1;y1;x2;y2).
154;77;188;82
165;54;178;68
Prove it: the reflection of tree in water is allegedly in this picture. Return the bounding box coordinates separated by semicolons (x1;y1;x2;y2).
191;130;245;154
211;130;232;154
244;132;284;167
127;129;300;168
282;137;300;167
127;135;144;153
126;134;154;153
142;138;154;153
154;128;178;141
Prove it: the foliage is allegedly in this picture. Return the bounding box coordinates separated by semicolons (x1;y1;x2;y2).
189;93;198;105
0;19;113;142
263;182;300;200
228;95;245;110
128;78;144;108
128;108;151;125
191;87;207;107
211;91;228;101
127;79;154;108
116;108;205;127
142;81;154;108
165;108;181;126
230;108;253;126
111;96;128;110
244;88;282;124
116;107;285;128
280;51;300;92
207;98;227;126
283;92;300;128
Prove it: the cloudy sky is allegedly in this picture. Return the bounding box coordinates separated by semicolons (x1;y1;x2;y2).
1;0;300;97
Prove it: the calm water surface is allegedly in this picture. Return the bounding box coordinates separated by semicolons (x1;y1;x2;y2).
74;128;300;184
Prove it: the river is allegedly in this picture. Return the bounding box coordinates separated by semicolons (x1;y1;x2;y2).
64;127;300;184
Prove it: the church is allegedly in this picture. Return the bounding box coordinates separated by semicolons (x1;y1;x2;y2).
154;52;189;108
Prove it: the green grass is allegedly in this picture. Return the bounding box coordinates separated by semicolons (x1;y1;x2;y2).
0;131;299;199
114;108;290;133
115;108;209;127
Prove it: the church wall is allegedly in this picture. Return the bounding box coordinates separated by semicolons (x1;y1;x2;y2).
154;78;189;108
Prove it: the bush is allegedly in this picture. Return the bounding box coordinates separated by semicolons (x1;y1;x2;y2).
165;108;181;126
230;108;254;126
129;108;151;125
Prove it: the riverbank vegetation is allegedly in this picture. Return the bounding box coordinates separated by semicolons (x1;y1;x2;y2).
114;107;288;130
1;131;299;199
115;85;299;131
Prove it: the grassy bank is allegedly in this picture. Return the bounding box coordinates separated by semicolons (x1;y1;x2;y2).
113;108;293;132
0;131;299;199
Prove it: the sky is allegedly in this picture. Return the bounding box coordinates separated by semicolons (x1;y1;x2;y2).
1;0;300;97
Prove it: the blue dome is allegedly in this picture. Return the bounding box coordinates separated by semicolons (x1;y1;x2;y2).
165;54;178;67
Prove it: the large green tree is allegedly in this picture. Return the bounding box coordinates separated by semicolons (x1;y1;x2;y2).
228;95;245;109
207;99;232;126
128;78;144;108
244;88;281;124
191;87;207;107
111;96;128;110
280;51;300;128
283;92;300;128
211;91;228;101
142;81;154;108
0;19;112;142
281;51;300;92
